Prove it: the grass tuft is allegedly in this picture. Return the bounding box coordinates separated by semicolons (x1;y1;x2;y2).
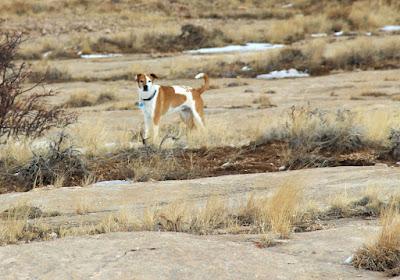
353;206;400;275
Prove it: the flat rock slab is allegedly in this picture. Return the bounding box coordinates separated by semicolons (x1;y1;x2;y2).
0;219;382;280
0;166;399;215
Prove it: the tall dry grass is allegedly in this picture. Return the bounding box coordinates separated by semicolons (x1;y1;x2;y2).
0;203;52;245
353;205;400;275
2;185;399;246
264;181;304;238
0;138;33;166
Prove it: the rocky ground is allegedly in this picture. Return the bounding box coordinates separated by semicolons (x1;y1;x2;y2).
1;166;399;279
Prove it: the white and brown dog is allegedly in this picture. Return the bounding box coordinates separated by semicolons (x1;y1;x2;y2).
135;72;209;143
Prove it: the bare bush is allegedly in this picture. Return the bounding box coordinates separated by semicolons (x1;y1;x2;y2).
0;32;76;141
12;133;89;190
144;24;230;52
259;107;365;168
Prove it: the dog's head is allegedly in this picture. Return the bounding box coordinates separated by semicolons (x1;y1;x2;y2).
135;73;158;92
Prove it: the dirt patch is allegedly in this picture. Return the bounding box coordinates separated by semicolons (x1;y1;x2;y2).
89;142;391;183
1;141;396;194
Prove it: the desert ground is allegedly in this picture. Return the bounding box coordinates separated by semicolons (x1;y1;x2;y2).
1;1;400;279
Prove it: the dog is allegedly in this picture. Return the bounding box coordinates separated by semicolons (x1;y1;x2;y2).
135;72;209;143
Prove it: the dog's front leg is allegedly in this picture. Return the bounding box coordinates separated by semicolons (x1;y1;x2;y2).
152;124;159;143
143;115;152;145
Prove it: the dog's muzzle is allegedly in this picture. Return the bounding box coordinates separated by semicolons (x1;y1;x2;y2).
143;85;148;91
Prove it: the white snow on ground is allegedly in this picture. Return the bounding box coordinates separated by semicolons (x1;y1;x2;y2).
311;33;327;38
334;31;344;36
80;53;123;59
381;25;400;32
186;43;284;54
256;69;309;79
92;180;133;187
282;3;293;8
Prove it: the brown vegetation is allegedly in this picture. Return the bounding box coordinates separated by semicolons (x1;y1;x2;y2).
1;186;398;246
0;182;304;245
0;32;75;141
0;0;398;58
353;205;400;276
64;91;117;108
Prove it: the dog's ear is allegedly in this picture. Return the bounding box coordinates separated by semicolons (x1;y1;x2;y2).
135;74;139;81
150;73;158;80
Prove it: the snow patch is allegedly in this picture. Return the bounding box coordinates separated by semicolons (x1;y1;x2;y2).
282;3;293;8
311;33;327;38
92;180;133;187
195;73;205;79
334;31;344;36
381;25;400;32
80;53;123;59
344;255;354;265
256;69;309;80
241;66;252;72
186;43;284;54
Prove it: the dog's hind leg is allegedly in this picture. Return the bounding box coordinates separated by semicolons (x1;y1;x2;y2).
179;109;195;130
192;108;205;130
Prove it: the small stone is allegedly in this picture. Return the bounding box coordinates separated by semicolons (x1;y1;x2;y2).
49;232;58;240
344;255;353;264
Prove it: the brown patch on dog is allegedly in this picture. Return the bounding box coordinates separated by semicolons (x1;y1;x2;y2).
135;73;146;89
153;86;187;125
150;73;158;80
194;93;205;122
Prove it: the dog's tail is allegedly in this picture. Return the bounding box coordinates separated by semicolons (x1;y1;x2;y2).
195;73;209;94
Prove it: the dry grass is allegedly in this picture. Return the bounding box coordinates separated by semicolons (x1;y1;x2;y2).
327;191;354;218
252;96;276;109
64;91;95;108
353;206;400;275
0;203;56;245
2;0;398;59
69;121;111;155
142;181;303;237
53;174;65;188
260;107;365;168
327;37;400;71
253;234;278;248
356;109;400;146
390;94;400;102
130;154;187;182
264;182;304;238
29;62;72;83
64;91;117;108
190;196;230;234
0;138;33;166
75;197;91;215
361;92;388;97
1;186;399;246
23;35;400;84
